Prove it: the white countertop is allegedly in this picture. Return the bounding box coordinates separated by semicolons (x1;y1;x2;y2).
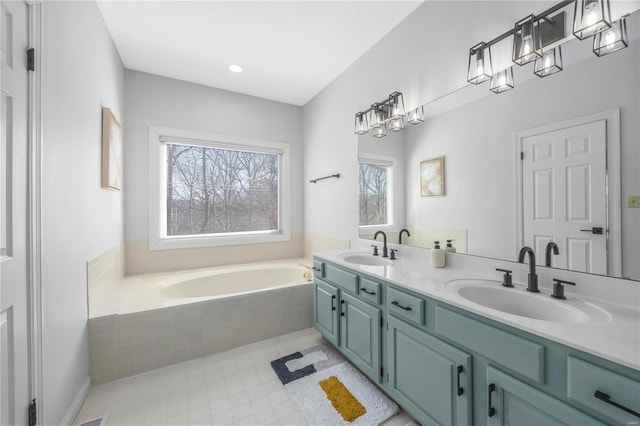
314;249;640;371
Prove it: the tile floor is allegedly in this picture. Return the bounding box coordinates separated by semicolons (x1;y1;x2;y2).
74;328;417;426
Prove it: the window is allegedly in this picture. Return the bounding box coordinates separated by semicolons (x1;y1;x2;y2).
149;127;290;249
359;158;393;228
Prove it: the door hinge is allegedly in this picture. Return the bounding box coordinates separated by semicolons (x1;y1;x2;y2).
28;399;36;426
27;48;35;71
520;151;524;160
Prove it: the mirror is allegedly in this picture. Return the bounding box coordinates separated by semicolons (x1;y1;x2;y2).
359;10;640;281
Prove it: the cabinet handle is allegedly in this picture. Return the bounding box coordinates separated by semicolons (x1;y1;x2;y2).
456;365;464;396
488;383;496;417
331;295;336;311
360;288;376;295
340;300;345;317
594;390;640;417
391;301;412;311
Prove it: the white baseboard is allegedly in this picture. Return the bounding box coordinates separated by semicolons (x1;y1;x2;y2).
59;376;91;426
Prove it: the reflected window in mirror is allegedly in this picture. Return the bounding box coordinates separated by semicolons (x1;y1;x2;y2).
359;158;394;230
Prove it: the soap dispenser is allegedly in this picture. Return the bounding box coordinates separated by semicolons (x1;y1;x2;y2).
431;241;446;268
445;239;456;253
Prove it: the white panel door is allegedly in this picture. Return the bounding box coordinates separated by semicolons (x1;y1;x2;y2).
1;0;30;424
522;120;607;274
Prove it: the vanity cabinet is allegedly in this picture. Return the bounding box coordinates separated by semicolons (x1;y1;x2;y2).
387;315;471;426
313;260;383;383
487;367;603;425
312;256;640;426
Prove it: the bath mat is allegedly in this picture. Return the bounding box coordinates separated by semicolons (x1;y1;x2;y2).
270;344;398;425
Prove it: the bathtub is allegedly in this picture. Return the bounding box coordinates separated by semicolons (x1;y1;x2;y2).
88;258;314;384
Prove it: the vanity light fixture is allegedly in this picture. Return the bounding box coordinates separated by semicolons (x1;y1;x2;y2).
490;68;515;94
388;92;405;120
513;15;542;65
369;103;385;129
534;46;563;77
593;14;628;56
372;124;387;138
354;91;420;136
354;112;369;135
407;106;424;125
467;42;493;84
573;0;611;40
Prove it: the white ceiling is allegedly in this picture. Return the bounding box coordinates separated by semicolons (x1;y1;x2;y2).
97;1;423;106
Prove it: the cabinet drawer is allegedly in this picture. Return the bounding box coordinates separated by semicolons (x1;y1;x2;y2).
358;276;382;305
325;263;359;293
567;356;640;424
386;286;425;326
436;307;544;383
313;259;325;278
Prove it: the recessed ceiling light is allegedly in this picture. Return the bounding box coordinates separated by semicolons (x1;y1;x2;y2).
229;64;243;73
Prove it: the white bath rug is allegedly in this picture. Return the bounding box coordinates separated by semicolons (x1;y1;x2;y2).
271;344;398;425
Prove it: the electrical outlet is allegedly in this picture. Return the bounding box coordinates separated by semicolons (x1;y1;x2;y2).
629;196;640;208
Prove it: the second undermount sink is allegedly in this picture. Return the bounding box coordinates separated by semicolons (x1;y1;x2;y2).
446;279;611;324
340;253;393;267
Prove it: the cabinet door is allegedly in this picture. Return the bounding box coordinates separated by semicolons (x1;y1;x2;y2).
314;280;339;346
340;292;382;382
387;316;471;426
487;366;604;426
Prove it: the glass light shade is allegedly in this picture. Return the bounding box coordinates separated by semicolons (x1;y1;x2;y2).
388;92;405;119
369;103;385;128
354;112;369;135
534;47;563;77
389;117;404;132
593;15;628;56
574;0;611;40
372;124;387;138
490;68;514;94
407;106;424;125
513;15;542;65
467;42;493;84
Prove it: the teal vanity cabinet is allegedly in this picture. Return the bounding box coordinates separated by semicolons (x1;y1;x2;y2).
387;315;472;426
486;367;604;426
313;259;383;383
313;256;640;426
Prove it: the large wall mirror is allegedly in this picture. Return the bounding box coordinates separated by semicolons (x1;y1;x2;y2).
359;9;639;281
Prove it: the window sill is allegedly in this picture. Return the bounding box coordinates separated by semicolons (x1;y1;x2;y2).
149;231;291;251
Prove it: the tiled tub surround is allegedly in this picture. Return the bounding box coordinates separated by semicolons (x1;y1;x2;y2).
89;259;314;384
319;244;640;370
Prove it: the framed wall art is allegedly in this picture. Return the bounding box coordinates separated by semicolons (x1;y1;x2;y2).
102;107;122;191
420;156;444;197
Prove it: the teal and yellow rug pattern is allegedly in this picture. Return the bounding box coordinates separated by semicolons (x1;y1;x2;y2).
270;344;398;425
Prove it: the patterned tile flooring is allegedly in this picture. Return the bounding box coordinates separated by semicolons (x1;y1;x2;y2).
74;328;418;426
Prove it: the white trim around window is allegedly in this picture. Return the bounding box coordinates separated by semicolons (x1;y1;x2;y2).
149;126;291;250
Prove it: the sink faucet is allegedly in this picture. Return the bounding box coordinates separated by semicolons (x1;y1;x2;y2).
545;242;559;267
518;246;539;293
398;228;411;245
374;230;389;258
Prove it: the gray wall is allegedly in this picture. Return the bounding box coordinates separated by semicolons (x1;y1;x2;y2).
41;1;124;423
123;70;304;273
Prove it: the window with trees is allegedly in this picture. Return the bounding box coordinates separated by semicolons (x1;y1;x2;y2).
149;127;290;249
359;159;392;227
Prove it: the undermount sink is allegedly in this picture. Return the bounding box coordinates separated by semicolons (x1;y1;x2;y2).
446;279;611;324
340;253;393;266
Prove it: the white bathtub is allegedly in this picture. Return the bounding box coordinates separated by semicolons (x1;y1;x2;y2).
88;259;314;384
118;259;311;314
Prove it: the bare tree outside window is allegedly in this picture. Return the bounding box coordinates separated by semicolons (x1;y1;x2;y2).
166;143;279;236
359;162;388;226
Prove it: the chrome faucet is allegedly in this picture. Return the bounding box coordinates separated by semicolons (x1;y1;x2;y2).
545;242;559;267
518;246;539;293
398;228;411;245
374;230;389;258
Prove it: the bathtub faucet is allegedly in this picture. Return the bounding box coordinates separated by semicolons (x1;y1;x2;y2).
299;264;314;282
